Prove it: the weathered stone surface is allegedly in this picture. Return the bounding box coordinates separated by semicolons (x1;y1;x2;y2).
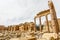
28;37;36;40
42;33;58;40
48;0;59;33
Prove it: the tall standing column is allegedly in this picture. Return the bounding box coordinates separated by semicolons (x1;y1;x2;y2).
48;0;59;40
48;0;59;33
39;17;42;32
45;15;50;32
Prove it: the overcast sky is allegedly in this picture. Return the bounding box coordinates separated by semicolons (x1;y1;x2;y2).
0;0;60;26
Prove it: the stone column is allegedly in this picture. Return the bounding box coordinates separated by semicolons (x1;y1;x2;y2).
10;27;11;31
14;27;16;31
8;27;10;31
34;24;36;32
28;26;31;32
39;17;42;32
45;15;50;32
9;26;11;31
48;0;59;33
48;0;59;40
11;27;12;31
34;18;36;31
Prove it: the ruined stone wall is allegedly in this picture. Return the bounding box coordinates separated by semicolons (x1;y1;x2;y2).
0;25;6;31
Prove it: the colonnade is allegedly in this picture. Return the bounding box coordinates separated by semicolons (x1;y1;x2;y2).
34;0;59;34
34;9;50;32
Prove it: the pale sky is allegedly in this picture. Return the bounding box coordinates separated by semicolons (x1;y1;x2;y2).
0;0;60;26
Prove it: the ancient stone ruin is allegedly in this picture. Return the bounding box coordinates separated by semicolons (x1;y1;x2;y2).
0;0;60;40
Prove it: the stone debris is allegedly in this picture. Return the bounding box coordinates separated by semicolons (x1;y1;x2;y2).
0;31;60;40
0;0;60;40
42;33;58;40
